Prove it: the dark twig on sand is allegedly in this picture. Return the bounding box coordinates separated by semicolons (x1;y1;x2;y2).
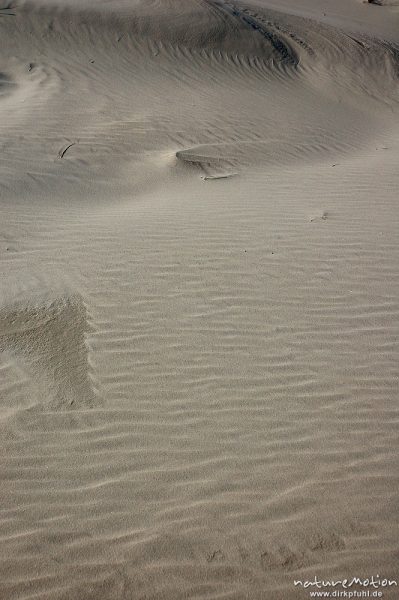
58;143;76;159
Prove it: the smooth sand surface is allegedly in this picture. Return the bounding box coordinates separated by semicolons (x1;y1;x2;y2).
1;1;399;598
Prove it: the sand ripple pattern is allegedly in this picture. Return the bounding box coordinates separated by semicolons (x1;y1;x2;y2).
0;0;399;599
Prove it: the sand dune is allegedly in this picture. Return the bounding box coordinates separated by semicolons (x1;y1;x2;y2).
1;0;399;598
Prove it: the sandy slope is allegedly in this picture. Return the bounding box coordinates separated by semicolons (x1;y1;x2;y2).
0;1;399;598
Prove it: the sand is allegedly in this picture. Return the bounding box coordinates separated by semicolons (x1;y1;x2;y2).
0;0;399;598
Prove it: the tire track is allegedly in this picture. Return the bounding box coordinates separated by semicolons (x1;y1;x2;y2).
203;0;299;67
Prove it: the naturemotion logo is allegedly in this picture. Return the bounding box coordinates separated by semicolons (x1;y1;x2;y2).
294;575;397;598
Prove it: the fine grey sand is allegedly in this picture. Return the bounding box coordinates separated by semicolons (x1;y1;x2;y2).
1;1;399;599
